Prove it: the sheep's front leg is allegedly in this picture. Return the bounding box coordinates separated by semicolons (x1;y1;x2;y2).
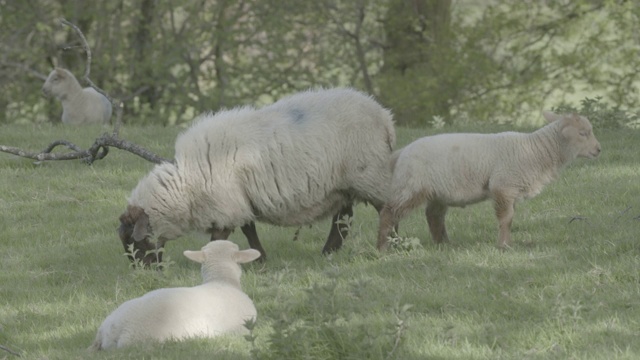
322;204;353;254
240;222;267;261
492;191;516;248
426;202;449;244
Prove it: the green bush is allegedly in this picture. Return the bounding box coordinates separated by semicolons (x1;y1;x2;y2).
552;96;640;129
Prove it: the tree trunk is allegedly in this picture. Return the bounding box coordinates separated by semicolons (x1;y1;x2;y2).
131;0;158;111
379;0;453;126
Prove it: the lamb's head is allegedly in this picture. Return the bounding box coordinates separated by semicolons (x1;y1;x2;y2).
183;240;261;285
118;205;161;266
41;68;73;99
543;111;601;160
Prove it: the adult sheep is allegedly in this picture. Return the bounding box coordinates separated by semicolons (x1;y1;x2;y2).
90;240;261;350
41;68;112;125
377;111;601;251
119;88;395;265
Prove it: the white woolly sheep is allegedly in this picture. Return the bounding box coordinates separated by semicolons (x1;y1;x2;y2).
42;68;112;125
119;88;395;264
90;240;261;350
377;111;601;250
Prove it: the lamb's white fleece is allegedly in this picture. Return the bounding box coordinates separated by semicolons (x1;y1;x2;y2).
42;68;111;125
90;240;260;350
377;111;601;250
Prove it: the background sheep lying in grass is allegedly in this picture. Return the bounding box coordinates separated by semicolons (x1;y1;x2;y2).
41;68;112;125
377;111;601;250
90;240;260;350
119;88;395;265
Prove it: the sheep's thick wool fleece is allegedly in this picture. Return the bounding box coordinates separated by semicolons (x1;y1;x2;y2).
129;88;395;237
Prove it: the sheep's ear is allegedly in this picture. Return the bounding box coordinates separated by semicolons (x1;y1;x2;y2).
542;110;562;123
183;250;205;263
233;249;261;264
132;212;150;242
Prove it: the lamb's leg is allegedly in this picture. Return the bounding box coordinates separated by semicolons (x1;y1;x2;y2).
374;203;399;236
493;191;516;248
241;222;267;261
377;193;427;251
322;204;353;254
426;202;449;243
376;205;397;251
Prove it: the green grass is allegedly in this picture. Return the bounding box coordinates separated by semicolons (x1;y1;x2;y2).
1;123;639;359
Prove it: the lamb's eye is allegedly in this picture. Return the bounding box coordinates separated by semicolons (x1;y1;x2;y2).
579;131;589;137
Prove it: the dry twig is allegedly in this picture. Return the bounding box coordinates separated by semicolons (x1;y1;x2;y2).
0;344;21;357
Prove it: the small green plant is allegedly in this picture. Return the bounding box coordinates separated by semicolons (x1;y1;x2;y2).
335;214;354;241
247;269;412;359
243;318;260;360
386;233;423;252
552;96;639;129
124;243;174;271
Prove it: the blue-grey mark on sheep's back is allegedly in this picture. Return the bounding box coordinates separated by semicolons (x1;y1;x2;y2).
289;108;305;123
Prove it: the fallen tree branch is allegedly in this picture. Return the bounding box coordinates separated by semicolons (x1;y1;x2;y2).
0;133;170;164
0;344;21;357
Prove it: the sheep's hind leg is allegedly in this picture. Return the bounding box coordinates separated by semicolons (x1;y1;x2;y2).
376;205;397;251
426;202;449;244
377;193;428;251
322;204;354;254
241;222;267;261
492;191;516;248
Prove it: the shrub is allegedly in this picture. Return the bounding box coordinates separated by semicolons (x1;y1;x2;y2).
552;96;640;129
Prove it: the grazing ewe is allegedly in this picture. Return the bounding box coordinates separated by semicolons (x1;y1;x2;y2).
90;240;261;350
377;111;601;250
41;68;112;125
119;88;395;265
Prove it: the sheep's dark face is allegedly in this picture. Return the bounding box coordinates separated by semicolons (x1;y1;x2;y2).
118;205;162;266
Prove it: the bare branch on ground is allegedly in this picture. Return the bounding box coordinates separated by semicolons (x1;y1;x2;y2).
0;344;21;357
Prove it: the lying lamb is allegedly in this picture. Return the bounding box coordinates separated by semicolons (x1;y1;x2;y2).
119;88;395;265
41;68;112;125
377;111;601;250
90;240;261;350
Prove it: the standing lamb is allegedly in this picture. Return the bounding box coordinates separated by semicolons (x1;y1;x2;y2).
119;88;395;265
90;240;261;350
377;111;601;251
41;68;112;125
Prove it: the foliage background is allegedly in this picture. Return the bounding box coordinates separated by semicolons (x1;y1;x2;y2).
1;0;639;127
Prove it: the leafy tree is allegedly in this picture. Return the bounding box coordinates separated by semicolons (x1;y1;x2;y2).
0;0;638;127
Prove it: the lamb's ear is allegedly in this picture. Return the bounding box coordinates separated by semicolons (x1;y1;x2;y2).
132;212;150;242
233;249;261;264
184;250;205;264
55;68;66;78
542;110;562;123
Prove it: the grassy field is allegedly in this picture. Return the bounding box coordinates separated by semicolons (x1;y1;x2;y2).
0;122;639;360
